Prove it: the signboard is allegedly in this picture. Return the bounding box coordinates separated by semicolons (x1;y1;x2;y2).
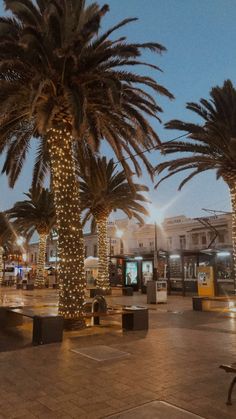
125;261;138;286
142;261;153;285
197;266;215;297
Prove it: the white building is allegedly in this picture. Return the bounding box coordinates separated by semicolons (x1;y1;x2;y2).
26;213;232;266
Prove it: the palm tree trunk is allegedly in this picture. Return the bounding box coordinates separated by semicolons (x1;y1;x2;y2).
47;127;85;328
35;233;47;288
0;246;3;285
229;182;236;291
96;216;110;291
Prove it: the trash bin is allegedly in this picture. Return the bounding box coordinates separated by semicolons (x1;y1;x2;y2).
147;280;167;304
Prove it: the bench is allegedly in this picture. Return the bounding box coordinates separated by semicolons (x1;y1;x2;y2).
192;296;236;312
220;364;236;405
85;305;149;331
0;306;63;345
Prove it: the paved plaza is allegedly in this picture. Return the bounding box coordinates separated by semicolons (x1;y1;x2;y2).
0;289;236;418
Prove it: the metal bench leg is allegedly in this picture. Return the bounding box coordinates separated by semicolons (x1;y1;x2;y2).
226;376;236;405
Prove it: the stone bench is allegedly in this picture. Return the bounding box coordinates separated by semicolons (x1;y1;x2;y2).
0;306;63;345
84;305;148;331
192;296;236;311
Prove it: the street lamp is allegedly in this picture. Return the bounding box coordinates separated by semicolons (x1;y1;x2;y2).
116;229;123;239
16;236;25;247
16;236;25;276
116;228;124;255
153;222;158;281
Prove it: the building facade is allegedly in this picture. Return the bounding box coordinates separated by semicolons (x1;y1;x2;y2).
26;213;232;266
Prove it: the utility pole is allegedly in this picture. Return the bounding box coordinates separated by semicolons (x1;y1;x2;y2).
153;222;158;281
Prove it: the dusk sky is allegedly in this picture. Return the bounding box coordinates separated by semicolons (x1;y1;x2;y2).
0;0;236;223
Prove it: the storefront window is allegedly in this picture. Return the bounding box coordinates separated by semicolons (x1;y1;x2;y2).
125;262;138;286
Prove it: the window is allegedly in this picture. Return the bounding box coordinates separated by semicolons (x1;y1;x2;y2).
192;234;199;245
120;241;124;255
93;245;97;257
50;249;54;257
179;235;186;249
201;235;207;245
139;243;143;248
110;246;114;256
167;237;172;250
149;241;154;248
218;232;225;243
84;246;87;258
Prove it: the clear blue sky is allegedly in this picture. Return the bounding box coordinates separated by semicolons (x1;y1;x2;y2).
0;0;235;221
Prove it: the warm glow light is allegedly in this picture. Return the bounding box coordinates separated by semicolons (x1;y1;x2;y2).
147;194;186;226
116;229;123;238
16;236;25;246
47;127;85;323
96;216;110;290
35;233;47;288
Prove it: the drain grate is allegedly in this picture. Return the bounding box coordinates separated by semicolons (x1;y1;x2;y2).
71;345;130;361
107;400;204;418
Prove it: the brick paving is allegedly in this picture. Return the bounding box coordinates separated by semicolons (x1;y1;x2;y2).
0;288;236;418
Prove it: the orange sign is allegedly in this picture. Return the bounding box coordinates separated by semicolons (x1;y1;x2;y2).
197;266;215;297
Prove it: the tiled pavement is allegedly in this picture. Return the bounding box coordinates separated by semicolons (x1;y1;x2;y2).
0;288;236;418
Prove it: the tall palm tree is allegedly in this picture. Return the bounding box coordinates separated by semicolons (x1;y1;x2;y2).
0;212;14;284
0;0;173;325
79;153;149;290
7;188;56;287
154;80;236;279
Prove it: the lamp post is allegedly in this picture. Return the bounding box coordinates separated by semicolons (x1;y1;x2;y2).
16;236;25;278
153;222;158;281
108;227;123;286
116;228;123;254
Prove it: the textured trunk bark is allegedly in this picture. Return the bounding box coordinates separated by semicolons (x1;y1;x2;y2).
0;246;3;284
96;216;110;291
229;182;236;291
35;233;47;288
47;127;85;328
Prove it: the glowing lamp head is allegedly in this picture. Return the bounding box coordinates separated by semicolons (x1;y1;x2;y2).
116;229;123;238
16;236;25;246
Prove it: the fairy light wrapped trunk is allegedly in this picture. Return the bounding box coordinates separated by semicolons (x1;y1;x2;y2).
224;172;236;286
94;209;110;291
47;127;85;328
35;232;48;288
0;246;3;284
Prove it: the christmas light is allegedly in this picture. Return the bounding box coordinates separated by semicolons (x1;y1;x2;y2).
229;182;236;285
96;216;110;291
47;128;85;328
35;233;47;288
0;246;3;284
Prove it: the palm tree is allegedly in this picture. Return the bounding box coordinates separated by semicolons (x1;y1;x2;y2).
0;212;14;284
7;188;56;287
154;79;236;279
0;0;173;325
79;153;149;290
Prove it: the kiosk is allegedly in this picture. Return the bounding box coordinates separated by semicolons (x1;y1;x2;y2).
197;266;215;297
147;280;167;304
